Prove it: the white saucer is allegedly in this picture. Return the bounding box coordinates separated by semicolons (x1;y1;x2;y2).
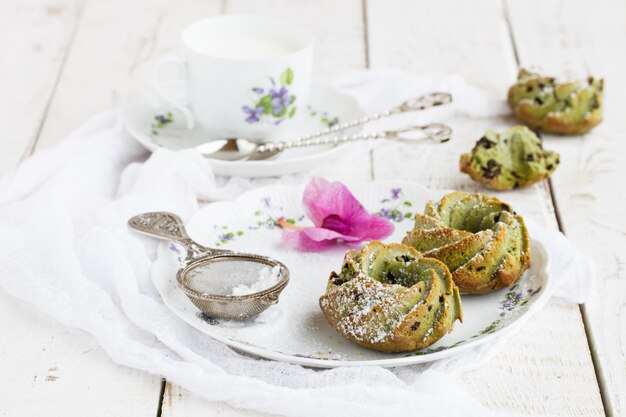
151;181;552;368
121;81;365;177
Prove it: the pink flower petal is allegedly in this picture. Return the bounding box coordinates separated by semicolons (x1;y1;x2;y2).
282;178;395;252
302;178;364;227
320;214;351;234
281;228;336;251
348;212;395;240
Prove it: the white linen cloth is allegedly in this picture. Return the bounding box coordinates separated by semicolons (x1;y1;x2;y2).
0;70;594;417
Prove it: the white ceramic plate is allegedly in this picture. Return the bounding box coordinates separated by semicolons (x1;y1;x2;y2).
151;181;552;368
121;81;365;177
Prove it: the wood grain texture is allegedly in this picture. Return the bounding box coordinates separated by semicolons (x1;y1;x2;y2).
0;0;79;175
161;384;274;417
161;1;605;416
367;0;604;415
1;0;618;416
506;0;626;415
0;0;225;415
366;0;517;95
34;0;222;149
0;287;163;417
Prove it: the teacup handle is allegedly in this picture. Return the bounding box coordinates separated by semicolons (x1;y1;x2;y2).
152;55;195;130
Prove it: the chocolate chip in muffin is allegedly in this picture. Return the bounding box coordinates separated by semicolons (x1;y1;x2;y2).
477;137;496;149
385;270;397;284
482;159;502;179
592;98;600;109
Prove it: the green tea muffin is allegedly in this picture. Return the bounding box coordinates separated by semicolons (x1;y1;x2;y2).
507;68;604;134
319;241;462;353
402;192;531;294
460;126;560;190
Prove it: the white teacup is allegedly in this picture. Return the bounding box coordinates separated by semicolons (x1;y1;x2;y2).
152;15;314;141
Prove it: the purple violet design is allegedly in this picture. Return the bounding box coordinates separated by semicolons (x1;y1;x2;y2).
270;87;292;115
242;105;264;124
241;68;297;124
379;208;404;222
155;114;170;125
150;112;174;136
218;233;234;242
377;188;413;222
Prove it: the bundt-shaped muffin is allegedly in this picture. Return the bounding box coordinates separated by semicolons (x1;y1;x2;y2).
507;68;604;135
460;126;560;190
319;241;462;353
402;192;531;294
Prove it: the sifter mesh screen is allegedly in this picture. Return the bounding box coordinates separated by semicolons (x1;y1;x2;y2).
184;257;280;296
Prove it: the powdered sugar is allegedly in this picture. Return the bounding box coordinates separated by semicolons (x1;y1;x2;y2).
231;265;282;296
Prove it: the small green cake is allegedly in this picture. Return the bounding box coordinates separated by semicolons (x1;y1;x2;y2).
460;126;560;190
319;241;462;353
402;191;531;294
507;69;604;135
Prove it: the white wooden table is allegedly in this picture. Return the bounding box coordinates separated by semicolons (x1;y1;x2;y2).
1;1;623;416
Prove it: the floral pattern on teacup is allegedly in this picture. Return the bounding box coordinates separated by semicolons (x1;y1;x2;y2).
242;68;297;125
150;112;173;136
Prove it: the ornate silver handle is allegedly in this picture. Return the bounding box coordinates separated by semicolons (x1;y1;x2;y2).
253;123;452;155
128;212;191;241
128;212;219;261
295;92;452;142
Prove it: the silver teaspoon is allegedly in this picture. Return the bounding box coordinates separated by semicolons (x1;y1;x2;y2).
197;123;452;161
290;92;452;142
196;92;452;161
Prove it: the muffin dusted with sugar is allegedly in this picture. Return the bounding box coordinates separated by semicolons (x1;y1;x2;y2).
319;241;462;353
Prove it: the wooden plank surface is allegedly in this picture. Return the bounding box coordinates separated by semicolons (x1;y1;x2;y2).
0;288;163;417
0;0;618;416
367;0;517;94
162;1;604;416
506;0;626;415
0;0;219;416
34;0;222;149
366;0;604;415
0;2;164;415
0;0;79;174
